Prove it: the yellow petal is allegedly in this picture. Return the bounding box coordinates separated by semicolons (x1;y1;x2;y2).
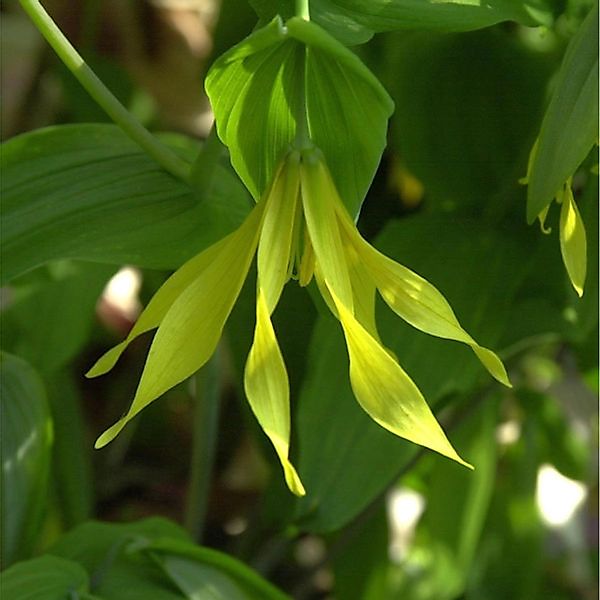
300;155;354;311
559;184;587;297
258;152;300;311
95;202;265;448
86;237;229;378
337;215;510;387
332;290;472;468
345;241;380;342
244;292;305;496
245;158;305;496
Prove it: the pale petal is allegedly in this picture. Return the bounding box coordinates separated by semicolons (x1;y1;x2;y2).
95;202;264;448
559;184;587;297
345;241;380;342
332;290;472;468
244;292;305;496
86;237;228;378
337;214;510;387
300;156;354;311
258;152;300;311
298;227;315;287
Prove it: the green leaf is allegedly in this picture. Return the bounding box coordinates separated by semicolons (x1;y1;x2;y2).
527;4;599;222
249;0;552;45
2;261;114;374
158;556;249;600
292;216;529;532
1;555;91;600
205;16;394;214
385;29;551;214
1;352;53;568
49;518;192;600
48;519;289;600
0;124;252;284
144;538;291;600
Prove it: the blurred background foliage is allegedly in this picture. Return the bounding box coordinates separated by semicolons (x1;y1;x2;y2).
1;0;598;598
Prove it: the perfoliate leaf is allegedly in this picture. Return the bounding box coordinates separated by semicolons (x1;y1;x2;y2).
206;17;393;215
527;3;599;222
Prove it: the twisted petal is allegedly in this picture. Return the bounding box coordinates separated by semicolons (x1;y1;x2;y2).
336;207;510;387
332;291;472;468
301;154;468;466
559;183;587;297
245;292;305;496
87;237;229;378
95;202;265;448
244;155;305;496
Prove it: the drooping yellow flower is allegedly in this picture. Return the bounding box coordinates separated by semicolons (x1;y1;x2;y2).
88;148;510;496
522;143;588;297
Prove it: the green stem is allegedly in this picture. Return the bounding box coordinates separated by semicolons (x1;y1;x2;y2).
295;0;310;20
184;347;222;542
19;0;191;183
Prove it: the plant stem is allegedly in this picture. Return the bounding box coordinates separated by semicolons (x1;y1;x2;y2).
184;347;222;542
19;0;191;183
295;0;310;20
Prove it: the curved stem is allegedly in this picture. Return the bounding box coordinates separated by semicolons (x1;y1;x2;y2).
19;0;191;183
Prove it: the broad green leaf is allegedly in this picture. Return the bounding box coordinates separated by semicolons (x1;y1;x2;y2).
49;518;192;600
1;261;114;374
144;538;291;600
527;3;599;222
158;557;249;600
205;17;393;214
1;353;53;568
1;124;252;284
1;555;92;600
249;0;552;45
292;216;529;532
384;29;551;214
50;520;289;600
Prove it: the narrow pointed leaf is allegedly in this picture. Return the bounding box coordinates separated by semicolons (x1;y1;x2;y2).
527;4;599;222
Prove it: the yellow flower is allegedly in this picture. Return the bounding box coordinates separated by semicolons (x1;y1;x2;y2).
88;148;510;497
